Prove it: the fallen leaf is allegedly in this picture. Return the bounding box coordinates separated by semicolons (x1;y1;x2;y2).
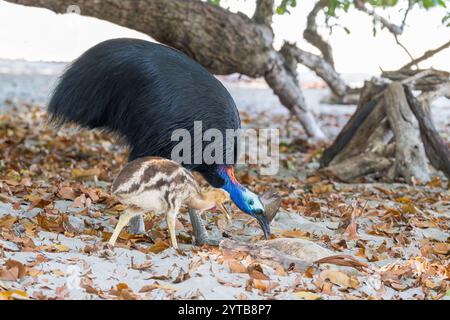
228;260;246;274
323;270;351;288
433;243;449;255
0;290;29;300
0;215;18;229
72;168;101;179
293;291;321;300
282;230;308;239
147;240;170;254
58;186;77;200
247;264;270;281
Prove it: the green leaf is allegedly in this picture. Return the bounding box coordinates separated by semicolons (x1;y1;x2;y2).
207;0;221;5
276;0;297;15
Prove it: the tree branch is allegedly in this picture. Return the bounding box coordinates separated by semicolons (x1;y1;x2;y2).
353;0;405;35
401;40;450;71
253;0;275;27
303;0;335;68
280;42;348;97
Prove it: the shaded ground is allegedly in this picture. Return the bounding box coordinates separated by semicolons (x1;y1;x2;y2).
0;60;449;300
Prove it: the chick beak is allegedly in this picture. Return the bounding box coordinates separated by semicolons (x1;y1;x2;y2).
255;210;271;240
218;202;232;222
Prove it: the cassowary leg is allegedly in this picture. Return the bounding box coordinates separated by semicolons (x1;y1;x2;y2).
188;208;220;246
128;215;146;235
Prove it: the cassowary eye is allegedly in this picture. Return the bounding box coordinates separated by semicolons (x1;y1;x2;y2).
249;200;254;206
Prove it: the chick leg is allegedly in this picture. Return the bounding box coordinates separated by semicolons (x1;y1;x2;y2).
166;211;179;250
109;209;138;246
188;208;220;246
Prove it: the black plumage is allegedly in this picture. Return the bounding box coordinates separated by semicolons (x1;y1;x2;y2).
49;38;241;187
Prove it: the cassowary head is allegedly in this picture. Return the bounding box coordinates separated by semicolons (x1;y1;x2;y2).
216;165;271;239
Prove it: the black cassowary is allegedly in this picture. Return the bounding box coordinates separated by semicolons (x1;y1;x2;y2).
48;38;270;244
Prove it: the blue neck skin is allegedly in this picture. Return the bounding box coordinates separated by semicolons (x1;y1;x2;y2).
216;165;248;213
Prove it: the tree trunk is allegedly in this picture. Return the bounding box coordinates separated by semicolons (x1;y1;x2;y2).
8;0;327;141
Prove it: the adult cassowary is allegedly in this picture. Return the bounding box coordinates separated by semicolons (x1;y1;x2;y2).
48;38;269;244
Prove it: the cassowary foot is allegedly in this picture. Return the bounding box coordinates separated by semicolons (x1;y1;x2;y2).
188;208;221;246
128;215;146;235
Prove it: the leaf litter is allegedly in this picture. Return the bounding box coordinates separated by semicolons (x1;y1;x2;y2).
0;105;448;300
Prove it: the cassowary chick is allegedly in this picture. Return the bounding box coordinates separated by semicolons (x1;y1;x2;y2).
109;157;230;249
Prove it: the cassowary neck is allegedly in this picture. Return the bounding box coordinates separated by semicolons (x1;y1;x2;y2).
215;165;246;200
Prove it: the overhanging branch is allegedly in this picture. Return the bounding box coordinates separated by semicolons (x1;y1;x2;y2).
303;0;335;68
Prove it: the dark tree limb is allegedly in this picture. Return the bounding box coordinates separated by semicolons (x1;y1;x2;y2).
320;85;386;167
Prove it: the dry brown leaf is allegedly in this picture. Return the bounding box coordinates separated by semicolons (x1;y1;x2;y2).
147;240;170;254
247;264;270;281
0;290;29;300
433;243;449;255
58;186;77;200
346;221;359;240
282;229;308;239
0;215;18;229
72;168;101;179
228;260;246;274
322;270;351;288
293;291;321;300
36;213;65;233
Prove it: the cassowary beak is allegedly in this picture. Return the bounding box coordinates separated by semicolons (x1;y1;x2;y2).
254;209;271;240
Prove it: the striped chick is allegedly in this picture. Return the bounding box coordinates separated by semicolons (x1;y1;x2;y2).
109;157;231;249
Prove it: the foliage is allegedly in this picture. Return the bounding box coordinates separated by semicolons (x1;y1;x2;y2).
206;0;449;28
327;0;448;16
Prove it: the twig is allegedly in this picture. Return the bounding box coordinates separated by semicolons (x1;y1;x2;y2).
401;40;450;71
394;34;415;64
354;0;404;35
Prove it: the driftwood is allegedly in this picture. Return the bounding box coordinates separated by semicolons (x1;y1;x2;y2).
320;69;450;183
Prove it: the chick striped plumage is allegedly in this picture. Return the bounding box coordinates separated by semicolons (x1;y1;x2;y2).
112;157;200;214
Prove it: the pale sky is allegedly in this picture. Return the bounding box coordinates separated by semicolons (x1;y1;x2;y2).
0;0;449;75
